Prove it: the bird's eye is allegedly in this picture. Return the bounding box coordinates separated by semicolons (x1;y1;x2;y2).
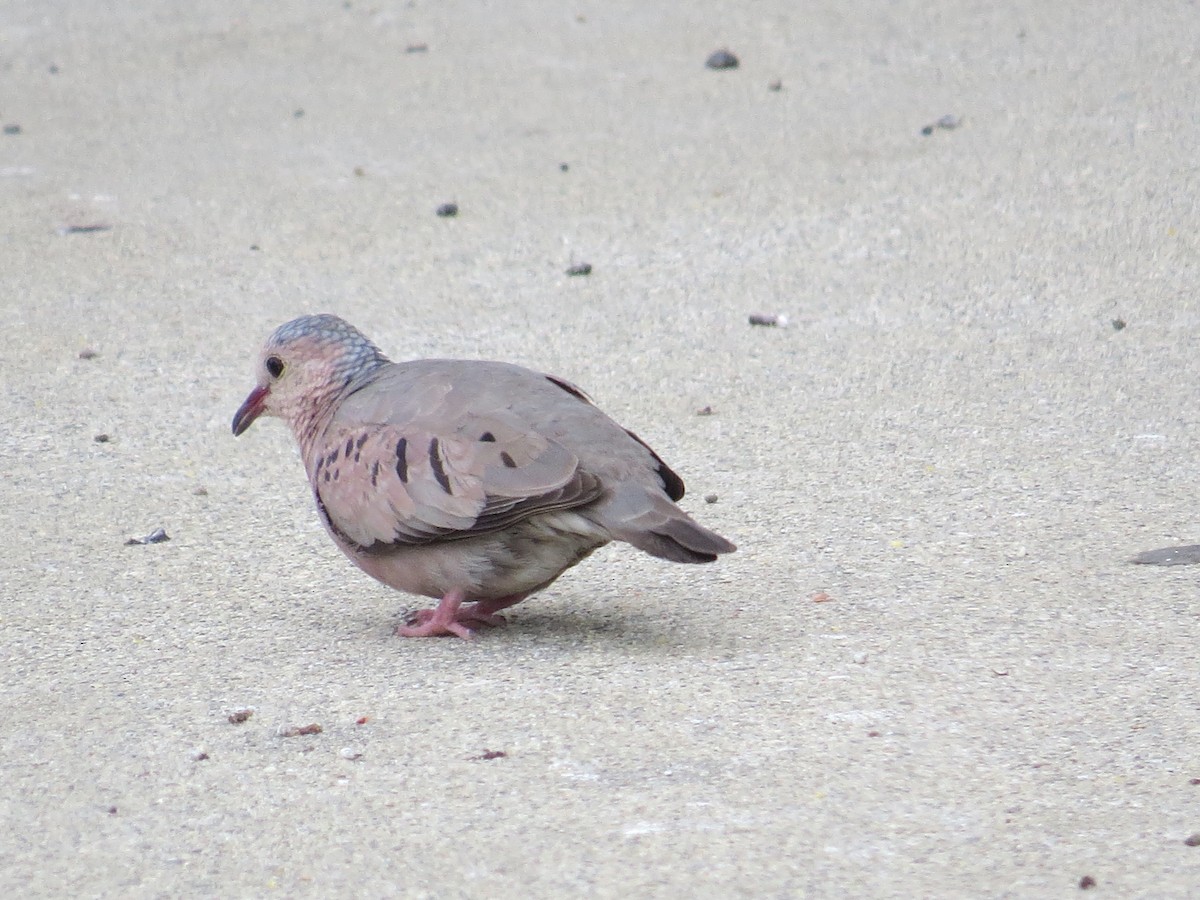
265;356;285;379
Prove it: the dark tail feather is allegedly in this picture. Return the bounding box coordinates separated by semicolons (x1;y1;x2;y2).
623;528;734;563
606;491;737;564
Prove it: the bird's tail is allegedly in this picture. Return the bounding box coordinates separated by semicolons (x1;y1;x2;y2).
601;489;736;563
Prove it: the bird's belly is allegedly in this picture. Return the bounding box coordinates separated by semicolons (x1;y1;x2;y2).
342;511;610;601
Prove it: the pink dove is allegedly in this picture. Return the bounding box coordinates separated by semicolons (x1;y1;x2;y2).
232;314;735;639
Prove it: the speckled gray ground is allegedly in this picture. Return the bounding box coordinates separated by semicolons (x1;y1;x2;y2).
2;2;1198;897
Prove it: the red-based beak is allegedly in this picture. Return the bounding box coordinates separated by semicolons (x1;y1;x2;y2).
232;385;269;436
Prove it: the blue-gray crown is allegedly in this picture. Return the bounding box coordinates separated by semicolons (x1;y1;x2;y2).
269;314;388;366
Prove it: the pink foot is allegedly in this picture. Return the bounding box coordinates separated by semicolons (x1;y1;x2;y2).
468;593;528;626
395;591;529;639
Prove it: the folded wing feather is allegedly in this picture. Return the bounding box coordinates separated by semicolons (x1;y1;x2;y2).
310;420;603;551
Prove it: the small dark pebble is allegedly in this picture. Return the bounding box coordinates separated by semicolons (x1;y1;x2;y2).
227;708;253;724
126;527;170;546
94;433;110;443
1112;317;1126;331
49;64;60;74
436;202;458;217
1079;875;1097;890
1190;778;1200;785
921;114;962;136
566;262;592;277
704;493;719;504
405;43;428;53
78;348;99;360
706;49;739;70
559;162;569;172
695;405;714;416
249;244;260;251
474;749;507;760
1185;833;1200;847
768;79;783;91
280;724;323;737
107;806;118;815
1130;544;1200;566
192;485;209;496
353;166;365;177
194;751;209;761
293;108;305;118
59;224;112;235
867;730;881;738
749;312;788;327
3;124;21;135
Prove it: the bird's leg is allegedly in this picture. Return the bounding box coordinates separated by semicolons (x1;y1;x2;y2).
396;588;474;639
397;591;530;638
461;593;529;627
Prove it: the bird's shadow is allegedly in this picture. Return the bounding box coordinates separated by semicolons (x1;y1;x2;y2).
374;598;716;656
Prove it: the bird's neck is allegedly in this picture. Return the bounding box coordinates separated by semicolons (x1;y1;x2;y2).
291;358;388;464
290;392;342;465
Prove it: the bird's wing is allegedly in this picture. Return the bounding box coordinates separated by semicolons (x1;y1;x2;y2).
309;419;603;550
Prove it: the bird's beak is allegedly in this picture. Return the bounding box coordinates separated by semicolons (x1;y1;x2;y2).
232;385;269;436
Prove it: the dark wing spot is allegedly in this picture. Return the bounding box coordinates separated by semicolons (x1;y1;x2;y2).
500;451;517;468
324;470;331;483
327;448;339;466
395;438;408;483
429;438;452;494
345;437;354;459
356;434;369;450
370;460;380;487
315;455;324;474
333;469;340;482
545;374;593;405
480;431;496;442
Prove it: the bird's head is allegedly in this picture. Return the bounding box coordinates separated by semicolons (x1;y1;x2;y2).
232;314;388;437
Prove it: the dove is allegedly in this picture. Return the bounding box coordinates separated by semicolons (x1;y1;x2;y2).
232;314;736;638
